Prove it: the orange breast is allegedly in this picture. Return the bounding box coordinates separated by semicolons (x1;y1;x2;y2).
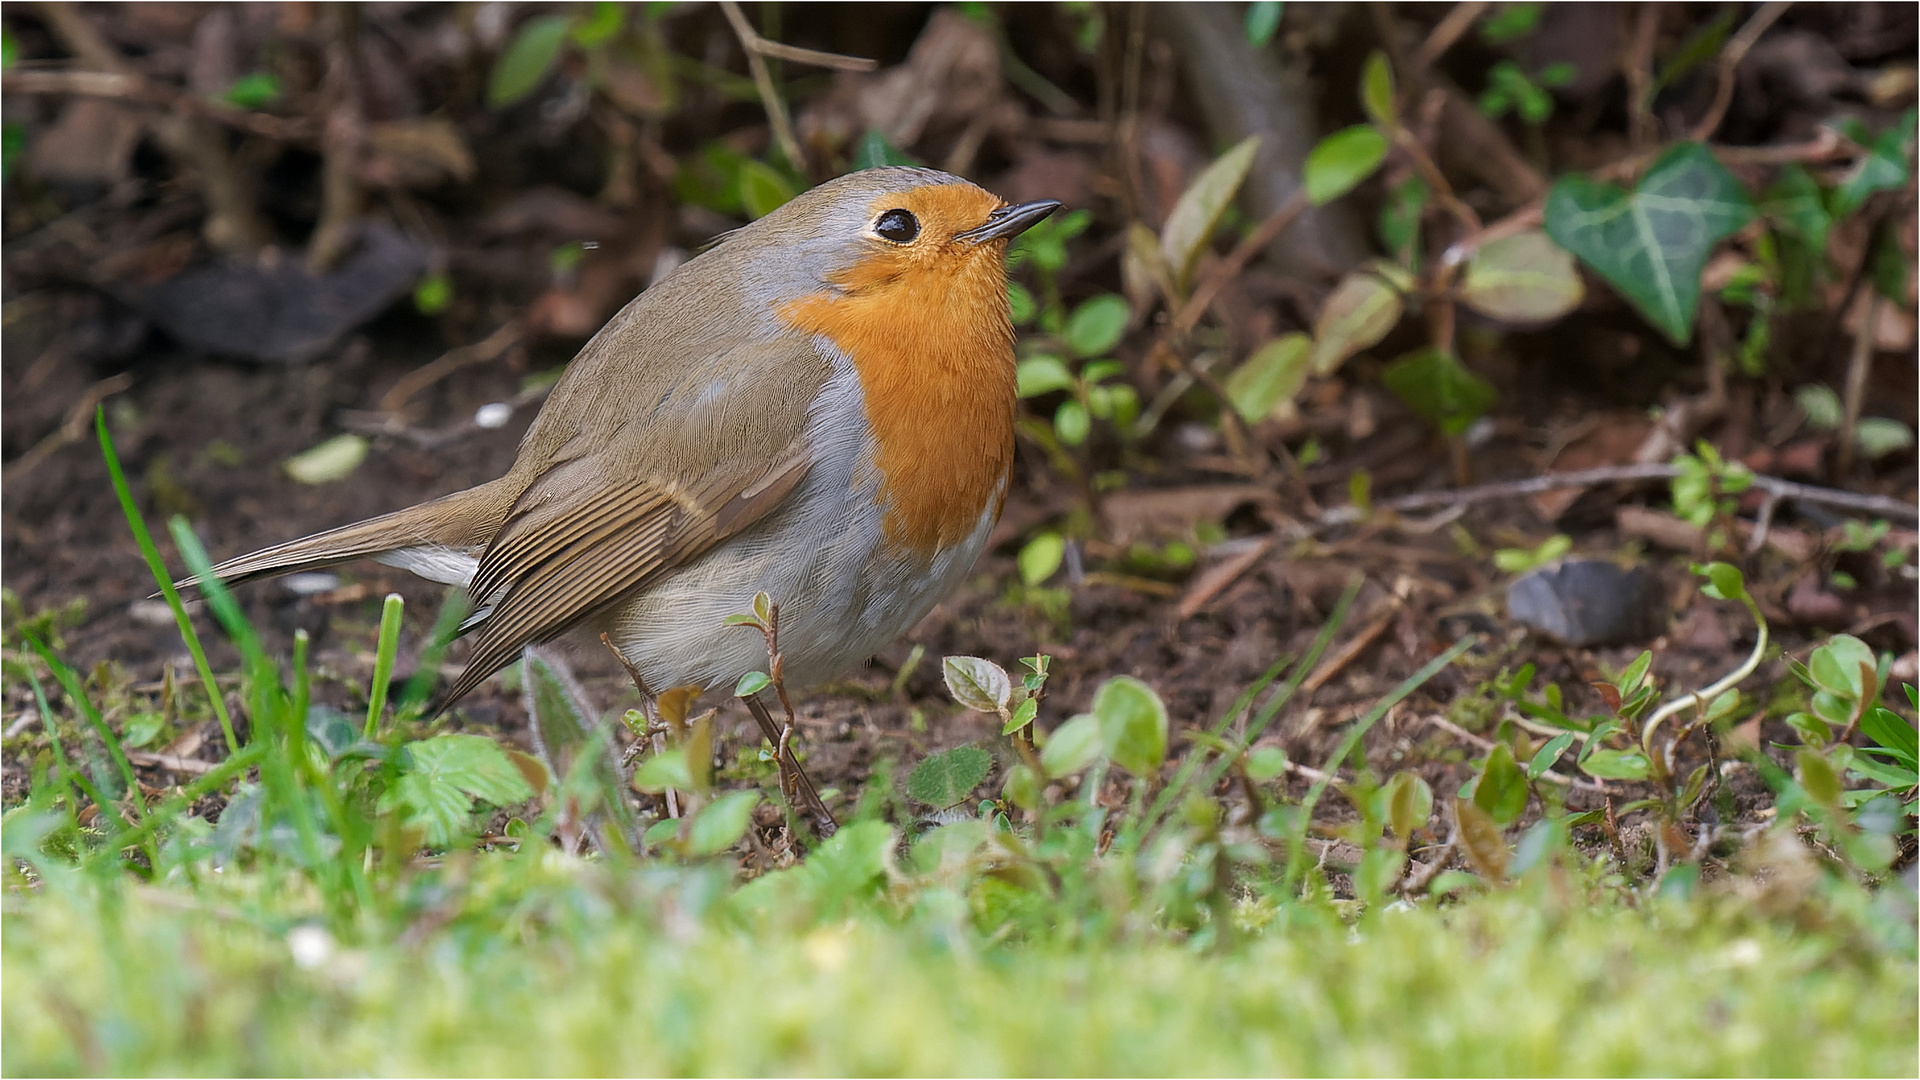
779;185;1018;555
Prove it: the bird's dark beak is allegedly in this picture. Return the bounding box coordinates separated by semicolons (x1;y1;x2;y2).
958;199;1062;244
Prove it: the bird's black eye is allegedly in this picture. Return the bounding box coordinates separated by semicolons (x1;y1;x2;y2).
874;208;919;243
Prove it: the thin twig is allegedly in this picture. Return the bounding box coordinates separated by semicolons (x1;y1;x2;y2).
1688;1;1794;142
377;321;522;415
1411;2;1491;74
1;69;316;142
1314;462;1915;525
2;373;134;486
1835;293;1880;478
718;0;817;173
1624;5;1662;151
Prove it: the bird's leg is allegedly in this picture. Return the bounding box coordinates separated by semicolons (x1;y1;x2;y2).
601;633;678;819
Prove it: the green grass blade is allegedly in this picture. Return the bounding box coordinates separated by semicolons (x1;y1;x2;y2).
96;408;239;754
398;589;470;715
23;634;142;823
365;593;404;739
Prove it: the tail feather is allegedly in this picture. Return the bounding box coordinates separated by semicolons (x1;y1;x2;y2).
177;481;513;592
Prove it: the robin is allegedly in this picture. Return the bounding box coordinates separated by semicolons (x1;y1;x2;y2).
196;167;1059;714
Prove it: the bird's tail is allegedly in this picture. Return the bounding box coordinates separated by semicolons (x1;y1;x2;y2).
176;480;514;592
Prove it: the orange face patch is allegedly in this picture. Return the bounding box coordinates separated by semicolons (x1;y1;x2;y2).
779;184;1018;554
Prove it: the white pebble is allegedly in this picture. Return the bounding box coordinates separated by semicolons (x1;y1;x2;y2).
474;402;513;429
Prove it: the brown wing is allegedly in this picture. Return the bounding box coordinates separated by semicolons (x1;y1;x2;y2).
437;449;810;707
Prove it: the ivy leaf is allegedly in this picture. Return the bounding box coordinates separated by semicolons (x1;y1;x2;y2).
907;745;994;808
1459;230;1585;323
385;735;534;846
1544;142;1755;345
1763;164;1831;250
1160;135;1260;293
1222;333;1312;422
488;14;573;108
1381;348;1497;436
1304;125;1388;206
1830;110;1915;219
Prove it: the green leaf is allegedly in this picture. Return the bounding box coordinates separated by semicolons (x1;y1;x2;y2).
1381;348;1497;436
387;735;534;847
1;26;16;71
1002;696;1039;736
1015;354;1075;398
224;72;282;110
633;747;693;794
1614;650;1654;696
1861;706;1919;767
1796;384;1843;429
1697;561;1748;603
853;128;916;169
1008;281;1037;326
1222;333;1312;422
1304;125;1388;206
1361;50;1396;127
1480;2;1542;44
1528;733;1576;778
1160;135;1261;291
907;745;994;807
1809;635;1875;700
1386;771;1433;841
1377;175;1429;262
1063;294;1130;359
413;272;453;316
943;656;1013;714
1459;230;1585;323
1040;714;1105;778
1054;399;1091;445
284;434;368;485
1544;142;1755;345
1579;748;1651;781
1246;745;1288;781
1309;267;1404;375
488;14;573;108
1473;742;1529;827
1855;418;1914;459
1831;111;1915;219
1763;164;1831;250
1091;676;1168;778
1797;749;1842;804
685;789;758;856
570;1;625;47
1017;533;1065;587
734;671;771;697
738;159;797;220
1244;1;1283;47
